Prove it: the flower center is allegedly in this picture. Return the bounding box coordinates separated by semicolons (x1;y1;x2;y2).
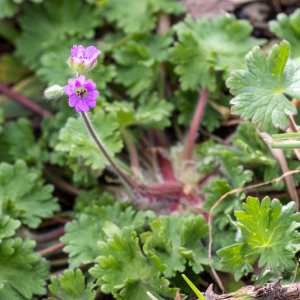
75;87;87;98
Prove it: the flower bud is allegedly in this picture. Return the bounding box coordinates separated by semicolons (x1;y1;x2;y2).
44;85;65;100
68;45;101;73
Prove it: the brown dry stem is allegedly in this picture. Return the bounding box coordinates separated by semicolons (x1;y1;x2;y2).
204;278;300;300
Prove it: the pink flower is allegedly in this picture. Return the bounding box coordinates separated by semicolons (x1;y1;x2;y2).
68;45;101;72
64;75;99;112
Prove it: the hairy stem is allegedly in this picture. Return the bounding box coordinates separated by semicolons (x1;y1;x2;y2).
80;111;136;190
184;86;209;161
0;82;53;116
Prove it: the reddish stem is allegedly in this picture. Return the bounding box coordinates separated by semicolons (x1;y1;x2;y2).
33;227;65;243
184;87;209;161
152;130;176;182
0;82;53;117
39;242;65;257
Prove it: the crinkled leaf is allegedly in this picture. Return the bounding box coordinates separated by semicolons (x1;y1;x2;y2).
230;121;275;165
55;110;123;170
104;0;185;34
48;269;95;300
0;0;43;19
74;189;114;214
136;93;173;129
61;201;149;269
89;225;177;300
141;214;209;277
227;41;300;131
114;33;173;97
0;237;49;299
203;155;253;229
0;213;20;243
65;156;100;188
0;117;48;166
170;14;265;91
264;158;300;191
217;196;300;281
0;160;59;228
15;0;102;69
105;93;173;130
269;9;300;67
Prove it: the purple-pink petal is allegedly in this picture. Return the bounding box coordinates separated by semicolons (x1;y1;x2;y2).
77;45;85;57
88;90;99;100
77;75;86;85
88;50;101;63
85;46;97;58
69;94;77;107
64;85;74;96
68;78;76;86
71;45;78;57
75;105;82;112
85;81;96;92
78;99;89;112
88;100;97;108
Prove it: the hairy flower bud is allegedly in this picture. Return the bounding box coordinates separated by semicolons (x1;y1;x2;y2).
44;85;65;100
68;45;101;73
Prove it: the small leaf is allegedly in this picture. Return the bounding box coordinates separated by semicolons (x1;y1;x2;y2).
0;237;49;299
203;155;253;229
114;33;173;97
217;196;300;281
269;9;300;67
0;117;49;166
230;121;275;165
90;226;177;300
48;269;95;300
105;93;173;130
61;201;148;269
141;214;209;277
0;160;59;228
227;41;300;131
170;14;266;91
15;0;102;69
55;110;123;170
104;0;185;34
0;213;20;243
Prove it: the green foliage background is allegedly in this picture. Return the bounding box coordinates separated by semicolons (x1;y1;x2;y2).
1;0;300;299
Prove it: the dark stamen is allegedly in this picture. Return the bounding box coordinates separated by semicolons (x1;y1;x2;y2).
76;89;86;98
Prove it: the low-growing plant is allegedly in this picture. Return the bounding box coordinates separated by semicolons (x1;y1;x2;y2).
2;1;300;300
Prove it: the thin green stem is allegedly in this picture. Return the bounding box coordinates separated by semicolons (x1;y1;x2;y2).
80;111;136;190
272;133;300;139
269;140;300;149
